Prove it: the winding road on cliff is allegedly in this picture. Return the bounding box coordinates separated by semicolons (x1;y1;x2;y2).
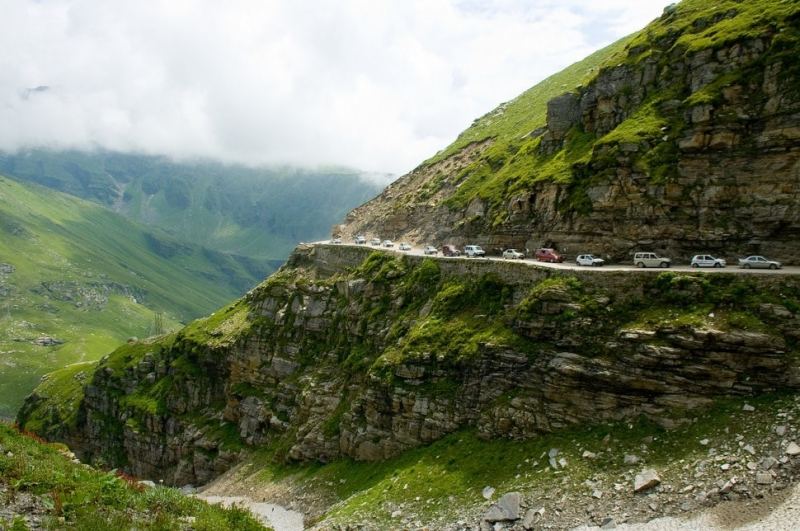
319;241;800;275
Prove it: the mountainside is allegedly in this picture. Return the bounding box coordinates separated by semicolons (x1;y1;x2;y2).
339;0;800;263
16;245;800;527
0;150;384;260
0;175;271;418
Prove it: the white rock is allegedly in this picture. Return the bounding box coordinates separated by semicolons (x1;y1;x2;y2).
592;489;603;499
699;439;710;446
548;448;559;458
786;442;800;456
483;492;521;522
634;469;661;493
391;510;402;518
582;450;597;459
743;404;755;412
776;426;787;436
743;445;755;455
624;454;640;465
482;486;496;500
558;457;568;468
721;463;731;471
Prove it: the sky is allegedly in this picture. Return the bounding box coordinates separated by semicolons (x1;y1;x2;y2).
1;0;672;177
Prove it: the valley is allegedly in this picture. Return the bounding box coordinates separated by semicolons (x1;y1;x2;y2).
5;0;800;528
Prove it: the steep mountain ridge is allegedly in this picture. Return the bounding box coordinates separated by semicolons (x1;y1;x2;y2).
18;245;800;486
338;0;800;263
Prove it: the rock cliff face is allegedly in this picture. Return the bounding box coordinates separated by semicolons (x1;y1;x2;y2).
19;245;800;485
338;2;800;262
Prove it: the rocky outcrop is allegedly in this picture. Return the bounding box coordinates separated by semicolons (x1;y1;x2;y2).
19;246;800;486
339;8;800;263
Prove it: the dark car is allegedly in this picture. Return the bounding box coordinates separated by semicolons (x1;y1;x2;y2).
535;248;563;263
442;244;461;257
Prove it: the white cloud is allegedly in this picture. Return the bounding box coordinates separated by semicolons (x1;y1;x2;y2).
0;0;671;175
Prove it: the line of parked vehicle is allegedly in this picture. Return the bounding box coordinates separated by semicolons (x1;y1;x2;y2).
332;236;784;270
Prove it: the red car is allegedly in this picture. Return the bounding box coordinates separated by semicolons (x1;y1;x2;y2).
442;245;461;257
535;248;563;263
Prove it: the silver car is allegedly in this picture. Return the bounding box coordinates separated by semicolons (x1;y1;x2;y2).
691;255;726;268
423;245;438;255
502;249;524;260
739;255;782;269
398;243;411;251
382;240;395;248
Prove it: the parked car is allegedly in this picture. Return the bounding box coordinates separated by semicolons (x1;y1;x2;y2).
423;245;438;255
691;255;726;268
464;245;486;258
576;254;604;266
382;240;394;248
442;244;461;257
633;252;671;268
535;248;563;263
502;249;524;260
398;242;412;251
331;237;342;244
370;237;381;246
354;235;366;245
739;255;782;269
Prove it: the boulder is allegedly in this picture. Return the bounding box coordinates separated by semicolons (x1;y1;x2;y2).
483;492;521;522
634;469;661;493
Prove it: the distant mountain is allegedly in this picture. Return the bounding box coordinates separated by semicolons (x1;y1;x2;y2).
0;150;385;260
0;175;274;418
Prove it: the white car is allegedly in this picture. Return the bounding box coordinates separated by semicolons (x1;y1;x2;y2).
382;240;394;248
331;237;342;244
398;243;411;251
634;252;671;268
576;254;604;266
354;235;366;245
691;255;726;268
464;245;486;258
370;238;381;246
502;249;524;260
423;245;438;255
738;255;782;269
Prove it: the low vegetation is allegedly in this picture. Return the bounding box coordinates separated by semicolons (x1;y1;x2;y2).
0;423;267;530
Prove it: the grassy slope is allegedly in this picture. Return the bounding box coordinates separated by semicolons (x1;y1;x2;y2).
426;35;633;164
423;0;800;216
0;175;266;418
0;423;267;530
0;151;383;260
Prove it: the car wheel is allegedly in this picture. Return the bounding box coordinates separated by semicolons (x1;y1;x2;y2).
637;262;644;268
743;263;750;269
770;264;777;270
660;262;669;268
691;263;698;268
715;263;722;268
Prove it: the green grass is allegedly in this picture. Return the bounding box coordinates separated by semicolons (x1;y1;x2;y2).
426;36;633;164
0;422;267;530
0;175;267;418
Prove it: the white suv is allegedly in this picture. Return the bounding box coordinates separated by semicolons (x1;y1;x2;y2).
464;245;485;258
691;255;726;268
634;252;671;268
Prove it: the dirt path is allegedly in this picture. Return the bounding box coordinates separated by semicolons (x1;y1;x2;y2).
198;495;305;531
